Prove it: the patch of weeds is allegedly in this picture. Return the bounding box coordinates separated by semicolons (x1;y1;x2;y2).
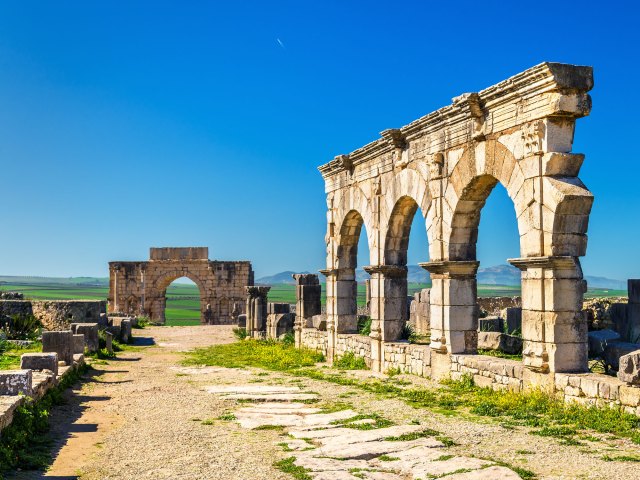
516;450;534;455
218;412;237;421
318;401;352;413
183;339;324;371
278;442;294;452
434;454;455;461
357;316;371;336
489;459;537;479
253;424;285;431
436;435;457;447
602;454;640;462
477;349;522;361
201;419;215;425
333;351;368;370
378;455;399;461
332;413;393;430
232;327;248;340
273;456;313;480
385;428;439;441
386;367;401;377
580;434;600;442
410;419;421;425
256;372;269;376
190;417;202;422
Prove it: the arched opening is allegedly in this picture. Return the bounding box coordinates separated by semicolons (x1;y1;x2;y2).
163;277;203;326
382;196;430;342
335;209;371;334
475;182;522;355
445;171;523;355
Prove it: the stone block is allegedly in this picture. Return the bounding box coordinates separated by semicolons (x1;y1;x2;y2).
72;334;85;354
267;303;290;315
312;315;326;331
587;329;620;357
478;331;523;355
121;319;132;343
0;369;32;396
619;385;640;407
604;341;640;371
98;313;109;327
479;316;503;332
628;279;640;304
71;323;99;353
20;352;58;376
42;330;73;365
504;307;522;334
105;331;113;354
237;314;247;328
618;349;640;385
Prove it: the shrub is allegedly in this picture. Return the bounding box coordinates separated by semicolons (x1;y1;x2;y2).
232;327;248;340
133;316;149;329
333;351;367;370
281;331;295;346
0;314;42;340
357;316;372;336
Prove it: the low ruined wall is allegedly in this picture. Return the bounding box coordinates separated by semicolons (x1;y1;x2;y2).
478;297;521;316
336;334;372;368
450;354;524;391
299;328;640;415
555;372;640;415
301;328;328;354
383;343;431;377
0;300;106;331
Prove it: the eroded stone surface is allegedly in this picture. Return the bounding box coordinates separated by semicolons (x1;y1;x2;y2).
207;384;522;479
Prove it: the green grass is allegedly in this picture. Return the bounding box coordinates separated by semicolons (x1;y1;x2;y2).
185;340;640;446
273;456;313;480
0;342;43;370
0;363;88;473
183;338;324;371
333;351;368;370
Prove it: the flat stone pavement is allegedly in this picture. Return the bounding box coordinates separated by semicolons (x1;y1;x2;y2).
7;326;640;480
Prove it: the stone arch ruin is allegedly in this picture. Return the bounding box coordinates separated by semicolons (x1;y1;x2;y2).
108;247;253;324
319;63;594;375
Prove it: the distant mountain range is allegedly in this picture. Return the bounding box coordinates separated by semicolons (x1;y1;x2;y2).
256;264;627;291
0;275;109;286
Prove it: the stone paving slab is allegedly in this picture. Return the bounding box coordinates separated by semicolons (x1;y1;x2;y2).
206;384;522;479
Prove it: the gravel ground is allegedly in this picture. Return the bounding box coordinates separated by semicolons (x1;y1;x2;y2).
9;326;640;479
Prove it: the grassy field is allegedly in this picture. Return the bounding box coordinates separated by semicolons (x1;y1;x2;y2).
0;280;627;327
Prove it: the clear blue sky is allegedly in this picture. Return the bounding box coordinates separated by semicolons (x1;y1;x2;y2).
0;1;638;280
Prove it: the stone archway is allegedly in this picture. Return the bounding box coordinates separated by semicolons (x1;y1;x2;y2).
108;247;253;325
319;63;594;374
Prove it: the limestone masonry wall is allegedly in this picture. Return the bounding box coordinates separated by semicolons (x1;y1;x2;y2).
0;300;106;330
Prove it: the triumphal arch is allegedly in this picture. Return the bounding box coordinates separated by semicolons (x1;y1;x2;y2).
319;63;594;374
108;247;253;324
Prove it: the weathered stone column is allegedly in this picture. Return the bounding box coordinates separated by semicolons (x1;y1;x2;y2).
509;256;587;374
319;269;337;364
245;286;270;338
364;265;408;373
420;261;479;355
292;274;322;348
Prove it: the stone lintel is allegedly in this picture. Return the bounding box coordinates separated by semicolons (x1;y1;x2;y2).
245;286;271;298
508;256;578;271
419;261;479;278
362;265;408;278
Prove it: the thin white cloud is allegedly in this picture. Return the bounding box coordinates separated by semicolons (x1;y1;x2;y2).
276;38;285;49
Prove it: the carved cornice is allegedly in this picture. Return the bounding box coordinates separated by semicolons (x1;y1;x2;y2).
292;273;320;285
419;261;479;278
318;62;593;180
508;256;578;271
362;265;408;278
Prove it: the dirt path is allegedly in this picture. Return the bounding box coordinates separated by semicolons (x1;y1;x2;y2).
8;326;640;480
